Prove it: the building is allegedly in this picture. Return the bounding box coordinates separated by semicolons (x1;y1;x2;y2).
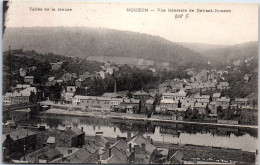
50;62;63;70
217;82;230;90
216;97;230;109
2;129;37;153
3;90;31;105
212;93;221;102
127;135;157;164
168;150;184;164
101;139;134;164
24;76;34;84
66;86;77;93
56;127;85;148
234;98;248;108
61;92;74;104
145;99;155;113
194;103;207;114
63;144;100;163
120;99;141;113
72;95;123;110
160;99;178;112
133;91;150;110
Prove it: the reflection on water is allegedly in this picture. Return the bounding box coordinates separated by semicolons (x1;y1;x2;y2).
16;114;258;152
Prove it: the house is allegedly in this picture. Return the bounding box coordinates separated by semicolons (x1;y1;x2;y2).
133;91;150;110
24;76;34;84
56;127;85;148
50;61;63;70
63;144;100;163
234;98;248;108
145;99;155;113
61;92;74;104
217;82;230;90
15;84;31;90
66;86;77;93
160;99;178;112
212;93;221;102
3;90;31;105
181;99;195;110
243;74;250;82
2;129;37;153
128;135;158;163
72;95;123;110
168;150;184;164
25;146;80;163
46;136;55;147
208;102;218;117
48;77;55;82
3;93;13;105
38;148;63;163
120;99;141;113
75;78;84;87
100;139;133;164
194;94;210;102
216;97;230;109
106;67;114;75
194;103;207;114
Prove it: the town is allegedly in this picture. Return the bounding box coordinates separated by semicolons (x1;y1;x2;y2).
2;48;258;164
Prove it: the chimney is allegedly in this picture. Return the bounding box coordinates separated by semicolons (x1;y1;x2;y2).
105;143;110;150
146;136;150;143
127;132;131;141
141;143;146;152
68;149;72;154
129;143;132;153
81;127;83;132
109;148;111;157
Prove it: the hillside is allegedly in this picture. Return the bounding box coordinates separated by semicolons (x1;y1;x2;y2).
180;41;258;65
3;27;206;68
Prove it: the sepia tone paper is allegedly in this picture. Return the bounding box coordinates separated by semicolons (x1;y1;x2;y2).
2;1;258;164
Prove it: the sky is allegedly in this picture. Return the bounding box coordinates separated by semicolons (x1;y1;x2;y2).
5;1;258;45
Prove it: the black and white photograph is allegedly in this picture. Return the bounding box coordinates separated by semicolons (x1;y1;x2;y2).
1;1;258;164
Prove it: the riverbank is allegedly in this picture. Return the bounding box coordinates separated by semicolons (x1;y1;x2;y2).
42;108;258;129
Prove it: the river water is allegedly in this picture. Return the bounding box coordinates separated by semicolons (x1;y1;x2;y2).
13;113;257;152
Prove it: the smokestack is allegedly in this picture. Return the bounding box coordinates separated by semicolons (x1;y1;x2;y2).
81;127;83;132
114;79;117;93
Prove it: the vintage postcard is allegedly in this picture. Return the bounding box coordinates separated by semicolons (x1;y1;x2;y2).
1;1;258;164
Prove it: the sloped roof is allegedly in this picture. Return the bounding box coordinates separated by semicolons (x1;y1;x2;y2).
105;153;126;164
25;147;52;163
146;99;155;104
170;150;184;163
216;97;230;102
41;148;61;159
128;135;156;154
212;93;221;98
134;91;149;96
194;103;207;108
235;98;248;102
46;136;55;144
161;99;178;104
9;129;36;141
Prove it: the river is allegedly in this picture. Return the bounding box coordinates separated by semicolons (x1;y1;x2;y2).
12;113;258;153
